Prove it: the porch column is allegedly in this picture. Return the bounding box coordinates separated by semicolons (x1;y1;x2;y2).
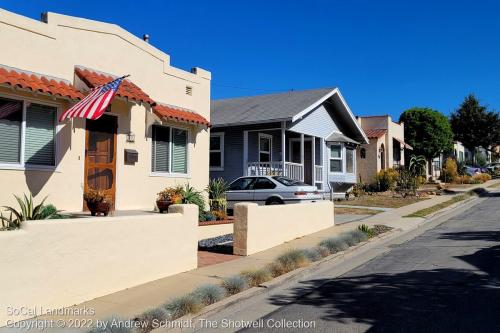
243;130;248;176
300;133;305;181
281;125;286;177
312;137;316;185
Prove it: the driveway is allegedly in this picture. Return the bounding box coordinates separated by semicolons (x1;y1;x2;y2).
239;191;500;332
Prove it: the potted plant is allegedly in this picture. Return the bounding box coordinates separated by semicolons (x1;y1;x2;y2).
156;186;183;213
83;189;112;216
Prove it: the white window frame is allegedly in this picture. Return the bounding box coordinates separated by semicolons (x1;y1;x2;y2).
209;132;224;171
329;143;343;174
258;133;273;162
150;123;190;178
0;92;60;172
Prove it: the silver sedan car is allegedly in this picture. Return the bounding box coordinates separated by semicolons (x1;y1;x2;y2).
226;176;322;209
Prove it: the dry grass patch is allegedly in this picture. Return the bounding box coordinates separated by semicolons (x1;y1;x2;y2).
341;195;427;208
404;193;472;218
335;207;381;215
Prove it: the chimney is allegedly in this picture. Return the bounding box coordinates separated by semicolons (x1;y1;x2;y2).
143;34;150;43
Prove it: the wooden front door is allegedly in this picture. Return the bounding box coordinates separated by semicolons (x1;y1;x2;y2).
84;115;117;210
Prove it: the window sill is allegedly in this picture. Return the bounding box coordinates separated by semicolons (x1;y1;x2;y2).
150;172;191;179
210;167;224;171
0;164;59;172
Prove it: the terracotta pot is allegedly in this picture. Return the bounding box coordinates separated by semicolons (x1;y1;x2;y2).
156;199;173;213
87;201;111;216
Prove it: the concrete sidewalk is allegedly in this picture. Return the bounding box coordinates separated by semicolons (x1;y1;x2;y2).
30;180;500;324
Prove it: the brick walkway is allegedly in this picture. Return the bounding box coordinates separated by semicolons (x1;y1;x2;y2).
198;250;240;268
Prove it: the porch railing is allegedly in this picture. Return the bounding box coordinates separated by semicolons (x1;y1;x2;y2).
246;161;304;181
314;165;323;183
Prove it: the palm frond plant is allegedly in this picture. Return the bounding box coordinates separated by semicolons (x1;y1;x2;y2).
181;184;206;215
206;178;229;213
0;193;60;229
409;155;427;177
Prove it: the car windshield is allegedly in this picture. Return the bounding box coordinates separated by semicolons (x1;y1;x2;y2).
272;176;308;186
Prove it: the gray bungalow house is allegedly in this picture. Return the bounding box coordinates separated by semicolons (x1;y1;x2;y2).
209;88;368;197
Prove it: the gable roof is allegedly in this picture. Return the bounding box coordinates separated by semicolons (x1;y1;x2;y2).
211;88;333;126
211;87;368;144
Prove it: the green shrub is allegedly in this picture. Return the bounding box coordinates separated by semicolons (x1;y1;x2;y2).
319;237;348;254
301;247;322;262
339;231;364;246
241;269;272;287
221;275;248;295
441;158;458;183
163;294;202;320
192;284;225;305
134;308;168;333
374;168;399;191
357;224;373;237
87;316;132;333
181;184;206;215
275;249;310;273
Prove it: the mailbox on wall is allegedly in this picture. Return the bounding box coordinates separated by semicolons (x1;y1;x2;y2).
124;149;138;165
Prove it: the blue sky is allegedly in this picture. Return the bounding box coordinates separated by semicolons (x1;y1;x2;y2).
1;0;499;119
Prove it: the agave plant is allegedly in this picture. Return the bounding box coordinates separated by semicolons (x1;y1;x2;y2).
181;184;206;214
0;194;60;228
409;155;427;177
206;178;229;212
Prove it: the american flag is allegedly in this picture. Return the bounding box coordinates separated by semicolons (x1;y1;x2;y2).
59;75;127;121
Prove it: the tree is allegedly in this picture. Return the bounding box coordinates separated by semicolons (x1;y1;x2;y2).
399;107;454;162
450;94;500;161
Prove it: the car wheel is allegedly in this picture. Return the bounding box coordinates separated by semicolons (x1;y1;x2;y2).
266;197;284;205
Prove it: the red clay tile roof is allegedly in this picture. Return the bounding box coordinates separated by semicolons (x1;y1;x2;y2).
0;65;83;100
75;67;155;106
364;128;387;139
154;104;210;127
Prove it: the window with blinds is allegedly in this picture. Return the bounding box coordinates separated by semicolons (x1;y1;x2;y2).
0;98;22;164
0;97;57;167
25;103;56;166
151;125;188;174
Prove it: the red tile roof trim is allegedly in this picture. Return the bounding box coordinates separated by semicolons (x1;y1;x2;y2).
75;67;155;106
0;65;83;100
364;128;387;139
154;104;210;127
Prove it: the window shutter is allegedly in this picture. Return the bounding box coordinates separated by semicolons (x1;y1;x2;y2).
25;103;56;166
152;125;170;172
171;128;187;173
0;98;22;163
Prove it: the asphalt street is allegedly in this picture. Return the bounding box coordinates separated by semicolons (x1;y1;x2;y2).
239;190;500;333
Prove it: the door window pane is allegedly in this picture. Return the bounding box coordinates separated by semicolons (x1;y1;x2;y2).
252;178;276;190
0;98;22;163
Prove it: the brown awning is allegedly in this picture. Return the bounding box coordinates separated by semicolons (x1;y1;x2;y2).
394;137;413;150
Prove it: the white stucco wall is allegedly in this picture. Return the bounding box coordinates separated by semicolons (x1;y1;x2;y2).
233;201;334;256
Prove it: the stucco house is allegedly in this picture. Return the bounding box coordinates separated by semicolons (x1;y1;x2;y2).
209;88;368;197
0;9;211;212
356;115;413;184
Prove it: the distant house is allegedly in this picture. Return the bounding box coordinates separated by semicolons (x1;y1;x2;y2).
209;88;368;197
355;115;412;184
